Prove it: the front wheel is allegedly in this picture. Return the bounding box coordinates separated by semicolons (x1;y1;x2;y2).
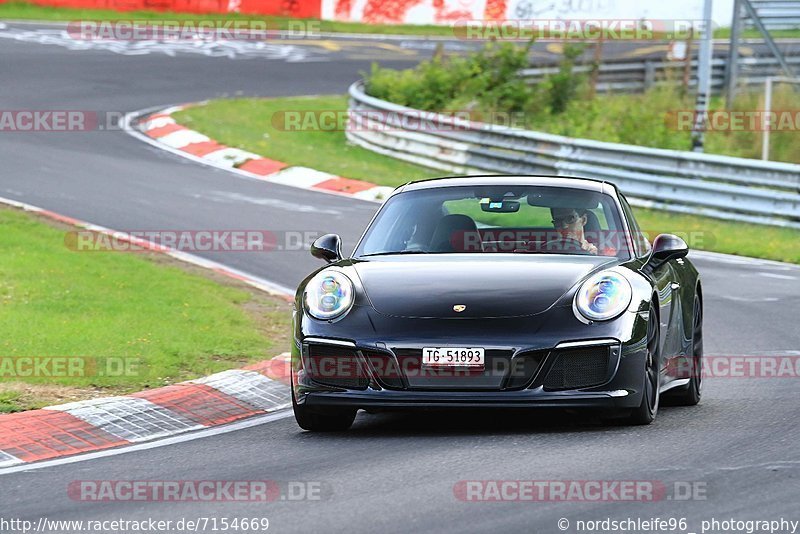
292;388;356;432
665;294;703;406
623;304;661;425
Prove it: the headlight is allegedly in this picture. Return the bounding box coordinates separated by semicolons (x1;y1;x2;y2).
303;271;354;320
575;271;632;322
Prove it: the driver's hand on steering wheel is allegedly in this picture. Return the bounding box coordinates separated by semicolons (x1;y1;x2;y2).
564;230;597;255
582;240;598;255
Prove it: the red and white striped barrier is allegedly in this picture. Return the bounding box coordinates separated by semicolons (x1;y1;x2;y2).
0;354;291;467
0;194;299;467
136;105;394;203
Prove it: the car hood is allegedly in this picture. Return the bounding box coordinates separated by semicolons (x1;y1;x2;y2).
350;255;618;319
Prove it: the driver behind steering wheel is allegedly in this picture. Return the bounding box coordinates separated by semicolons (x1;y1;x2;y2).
549;207;599;255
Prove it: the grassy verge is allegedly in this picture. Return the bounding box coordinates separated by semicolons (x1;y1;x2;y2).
516;85;800;164
716;27;800;39
632;209;799;263
0;1;450;35
173;95;800;264
0;207;291;412
174;96;440;185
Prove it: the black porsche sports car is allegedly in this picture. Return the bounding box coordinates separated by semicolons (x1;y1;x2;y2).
291;175;703;430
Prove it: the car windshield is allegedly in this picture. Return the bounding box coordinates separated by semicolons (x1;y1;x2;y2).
355;185;631;259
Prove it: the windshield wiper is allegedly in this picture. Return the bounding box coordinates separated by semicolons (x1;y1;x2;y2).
360;250;431;257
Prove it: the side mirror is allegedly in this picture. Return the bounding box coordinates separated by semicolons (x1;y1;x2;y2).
311;234;343;263
648;233;688;269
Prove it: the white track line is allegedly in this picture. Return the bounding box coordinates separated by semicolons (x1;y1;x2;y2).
757;272;798;280
690;249;800;269
122;108;388;204
0;194;295;298
0;410;294;476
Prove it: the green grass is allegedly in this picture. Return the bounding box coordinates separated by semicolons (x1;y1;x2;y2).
173;95;800;264
0;391;23;413
0;1;451;35
174;96;440;186
633;208;799;263
519;84;800;165
715;27;800;39
0;207;291;412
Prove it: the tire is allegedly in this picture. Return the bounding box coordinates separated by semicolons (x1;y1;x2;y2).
665;294;703;406
624;303;661;425
292;388;356;432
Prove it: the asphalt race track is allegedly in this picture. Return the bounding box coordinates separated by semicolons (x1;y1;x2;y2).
1;22;800;533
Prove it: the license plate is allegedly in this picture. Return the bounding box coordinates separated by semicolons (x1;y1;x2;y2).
422;347;485;368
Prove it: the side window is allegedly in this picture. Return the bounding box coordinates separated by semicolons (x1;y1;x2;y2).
588;205;611;230
619;195;651;257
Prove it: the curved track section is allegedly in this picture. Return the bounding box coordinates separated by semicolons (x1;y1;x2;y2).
1;22;799;533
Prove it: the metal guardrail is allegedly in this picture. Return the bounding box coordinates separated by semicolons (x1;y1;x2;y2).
520;53;800;94
745;0;800;30
346;82;800;229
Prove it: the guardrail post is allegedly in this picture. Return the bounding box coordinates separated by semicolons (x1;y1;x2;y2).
682;30;694;96
725;0;744;108
644;61;656;91
692;2;714;153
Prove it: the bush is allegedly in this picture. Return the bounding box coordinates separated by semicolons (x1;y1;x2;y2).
363;42;800;164
365;56;466;111
365;41;541;114
542;43;585;114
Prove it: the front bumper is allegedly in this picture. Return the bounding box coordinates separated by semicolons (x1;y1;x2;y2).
293;334;649;412
292;303;650;411
301;388;634;410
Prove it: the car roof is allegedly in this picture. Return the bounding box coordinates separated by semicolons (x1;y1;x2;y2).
394;175;617;196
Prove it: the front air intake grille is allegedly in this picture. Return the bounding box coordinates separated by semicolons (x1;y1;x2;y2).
305;344;369;390
504;350;547;390
363;351;405;389
542;346;611;390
